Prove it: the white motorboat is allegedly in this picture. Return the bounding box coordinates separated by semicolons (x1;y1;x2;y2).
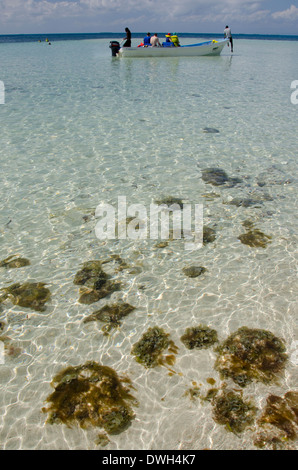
109;39;229;58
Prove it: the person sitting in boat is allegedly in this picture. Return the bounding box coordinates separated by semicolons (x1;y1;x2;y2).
171;33;180;47
143;33;151;46
150;33;162;47
162;33;175;47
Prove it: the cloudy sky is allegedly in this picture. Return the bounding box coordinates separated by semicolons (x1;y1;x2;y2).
0;0;298;35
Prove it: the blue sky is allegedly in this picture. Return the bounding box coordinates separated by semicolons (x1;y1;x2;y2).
0;0;298;35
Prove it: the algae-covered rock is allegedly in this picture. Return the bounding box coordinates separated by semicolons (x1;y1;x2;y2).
74;260;109;290
182;266;207;278
257;392;298;441
224;198;262;208
0;334;22;358
214;327;288;387
212;390;257;434
202;192;221;200
181;325;218;350
257;166;293;187
43;361;137;435
83;302;135;334
95;433;110;447
109;254;130;272
78;281;121;304
154;196;184;208
201;168;242;187
203;127;220;134
74;261;121;304
254;391;298;449
154;241;169;249
1;282;51;312
203;226;216;245
0;256;30;269
238;229;271;248
202;168;229;185
101;406;134;435
238;221;272;248
131;326;178;368
224;192;273;208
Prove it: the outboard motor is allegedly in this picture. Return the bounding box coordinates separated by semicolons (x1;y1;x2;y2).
109;41;120;56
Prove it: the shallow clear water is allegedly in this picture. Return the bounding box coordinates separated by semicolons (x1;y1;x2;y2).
0;37;297;450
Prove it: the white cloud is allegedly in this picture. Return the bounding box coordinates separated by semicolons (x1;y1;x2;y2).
0;0;269;20
272;4;298;20
0;0;295;34
0;0;82;21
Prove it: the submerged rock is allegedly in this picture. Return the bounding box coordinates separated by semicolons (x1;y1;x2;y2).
74;260;109;290
154;241;169;249
83;302;135;334
225;192;273;208
202;168;229;185
78;281;121;304
0;256;30;269
1;282;51;312
202;192;221;200
238;229;271;248
224;198;262;208
238;221;272;248
201;168;242;187
182;266;207;278
212;389;257;434
109;254;130;272
154;196;184;209
131;326;178;368
256;391;298;444
181;325;218;350
42;361;137;435
203;226;216;245
95;433;110;447
257;166;294;187
214;327;288;387
0;333;22;358
203;127;220;133
74;260;120;304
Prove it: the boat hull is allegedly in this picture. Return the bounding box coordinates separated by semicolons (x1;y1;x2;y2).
118;39;229;58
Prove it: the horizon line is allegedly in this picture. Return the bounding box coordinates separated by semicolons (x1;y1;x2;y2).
1;32;298;37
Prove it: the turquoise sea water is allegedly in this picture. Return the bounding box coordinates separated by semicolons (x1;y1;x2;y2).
0;36;297;450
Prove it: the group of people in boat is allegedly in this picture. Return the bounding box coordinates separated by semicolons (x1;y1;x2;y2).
139;32;180;48
123;26;233;51
122;28;180;48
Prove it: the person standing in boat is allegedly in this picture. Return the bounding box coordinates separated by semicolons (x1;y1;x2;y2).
150;33;162;47
224;25;233;52
123;27;132;47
